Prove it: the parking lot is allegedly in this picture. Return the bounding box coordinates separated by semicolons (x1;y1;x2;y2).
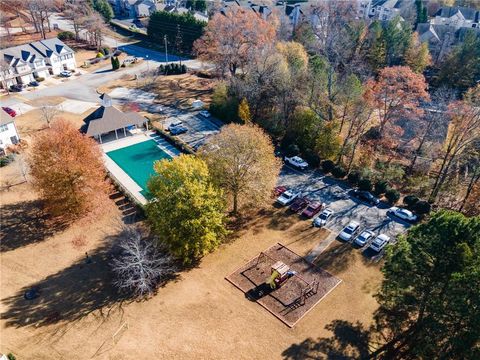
162;108;221;150
277;166;411;259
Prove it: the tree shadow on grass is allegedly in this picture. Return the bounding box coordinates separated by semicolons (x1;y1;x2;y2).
0;200;69;252
282;320;372;360
314;243;356;274
0;235;130;328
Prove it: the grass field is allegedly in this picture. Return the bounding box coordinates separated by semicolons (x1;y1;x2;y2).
1;157;382;359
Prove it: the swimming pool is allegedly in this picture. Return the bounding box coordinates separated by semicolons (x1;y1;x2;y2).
106;139;171;196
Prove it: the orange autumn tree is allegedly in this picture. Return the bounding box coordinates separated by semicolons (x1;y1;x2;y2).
28;119;109;218
365;66;430;138
193;7;276;77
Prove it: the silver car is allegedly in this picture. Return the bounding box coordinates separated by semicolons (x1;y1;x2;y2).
354;230;375;247
369;234;391;252
313;208;334;227
338;221;360;241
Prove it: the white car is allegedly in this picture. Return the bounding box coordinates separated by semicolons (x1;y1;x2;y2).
369;234;391;252
168;120;183;131
276;190;300;206
313;208;334;227
199;110;211;118
387;207;418;222
338;221;360;241
284;156;309;170
354;230;375;247
60;70;72;77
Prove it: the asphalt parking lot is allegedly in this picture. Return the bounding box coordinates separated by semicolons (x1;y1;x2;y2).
162;109;221;150
277;166;411;256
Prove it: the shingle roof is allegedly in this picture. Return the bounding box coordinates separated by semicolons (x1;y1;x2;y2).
435;6;480;21
82;105;147;137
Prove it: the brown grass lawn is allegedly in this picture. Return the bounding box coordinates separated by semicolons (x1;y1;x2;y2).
1;158;383;360
12;102;88;138
98;72;216;110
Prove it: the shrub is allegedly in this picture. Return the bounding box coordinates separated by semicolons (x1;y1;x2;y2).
102;47;110;55
0;154;14;167
373;179;389;195
358;178;372;192
385;188;400;204
414;200;431;215
35;76;45;82
321;159;335;174
58;31;75;40
7;353;16;360
403;195;419;208
347;170;361;185
331;165;347;178
181;64;187;74
285;143;300;157
96;52;104;58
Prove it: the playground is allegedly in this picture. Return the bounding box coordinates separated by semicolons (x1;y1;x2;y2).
226;243;342;327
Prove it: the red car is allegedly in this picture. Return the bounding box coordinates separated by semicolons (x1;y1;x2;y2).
289;197;310;213
273;185;287;197
2;107;16;117
302;201;325;218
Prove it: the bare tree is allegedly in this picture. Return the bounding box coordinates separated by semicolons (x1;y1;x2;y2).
84;12;106;50
64;0;90;41
111;226;177;298
40;105;59;128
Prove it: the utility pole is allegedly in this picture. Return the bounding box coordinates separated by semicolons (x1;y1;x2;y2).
164;34;169;64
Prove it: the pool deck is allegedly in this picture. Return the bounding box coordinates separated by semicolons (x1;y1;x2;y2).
101;131;180;205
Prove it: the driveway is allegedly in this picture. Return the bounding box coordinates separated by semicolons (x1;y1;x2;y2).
277;167;411;258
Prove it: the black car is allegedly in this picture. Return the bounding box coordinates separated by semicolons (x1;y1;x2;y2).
9;84;23;92
351;190;380;205
170;126;188;135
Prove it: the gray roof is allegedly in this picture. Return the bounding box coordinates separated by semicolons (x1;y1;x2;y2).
435;6;480;21
29;38;74;58
82;105;147;137
0;108;15;126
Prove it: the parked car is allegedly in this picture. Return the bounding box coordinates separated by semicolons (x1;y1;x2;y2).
313;208;334;227
369;234;391;252
168;120;183;131
276;190;300;206
387;207;418;222
302;201;325;218
60;70;72;77
350;189;380;205
2;107;16;117
338;221;361;241
199;110;211;118
289;197;309;213
9;84;24;92
29;80;40;87
284;156;308;170
354;230;375;247
273;186;287;197
170;125;188;135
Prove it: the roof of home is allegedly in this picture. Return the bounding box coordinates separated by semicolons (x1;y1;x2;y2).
435;6;480;21
0;108;15;126
29;38;74;58
82;101;147;137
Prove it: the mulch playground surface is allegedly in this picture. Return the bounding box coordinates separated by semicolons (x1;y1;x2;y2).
226;243;342;327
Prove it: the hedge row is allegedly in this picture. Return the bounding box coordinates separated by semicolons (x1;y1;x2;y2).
320;160;430;211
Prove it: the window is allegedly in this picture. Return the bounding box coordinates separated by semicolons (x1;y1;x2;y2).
10;135;18;144
0;124;9;132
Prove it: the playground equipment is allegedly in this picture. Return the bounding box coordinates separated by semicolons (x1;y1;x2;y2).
253;249;320;306
266;261;296;289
